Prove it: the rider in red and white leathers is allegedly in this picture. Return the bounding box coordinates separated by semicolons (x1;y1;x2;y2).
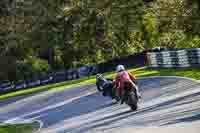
114;65;141;99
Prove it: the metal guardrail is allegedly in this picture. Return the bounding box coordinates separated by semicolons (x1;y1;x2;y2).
147;48;200;68
0;65;96;94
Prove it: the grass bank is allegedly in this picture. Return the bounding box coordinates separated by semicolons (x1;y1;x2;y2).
0;123;36;133
0;67;200;100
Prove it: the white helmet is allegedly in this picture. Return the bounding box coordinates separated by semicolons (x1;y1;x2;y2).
116;65;125;72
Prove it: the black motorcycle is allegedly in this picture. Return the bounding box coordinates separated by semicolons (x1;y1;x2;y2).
96;74;115;99
96;74;138;111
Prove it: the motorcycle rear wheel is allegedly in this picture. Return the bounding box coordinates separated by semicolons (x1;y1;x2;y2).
128;91;138;111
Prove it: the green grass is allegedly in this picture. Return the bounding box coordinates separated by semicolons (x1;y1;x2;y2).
0;67;200;101
132;67;200;79
0;124;35;133
0;76;96;100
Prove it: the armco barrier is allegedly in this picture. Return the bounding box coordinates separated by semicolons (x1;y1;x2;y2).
147;48;200;68
0;65;96;95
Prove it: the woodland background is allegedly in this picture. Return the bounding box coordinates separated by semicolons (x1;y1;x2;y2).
0;0;200;81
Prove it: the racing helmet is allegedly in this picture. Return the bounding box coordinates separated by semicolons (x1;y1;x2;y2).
116;65;125;72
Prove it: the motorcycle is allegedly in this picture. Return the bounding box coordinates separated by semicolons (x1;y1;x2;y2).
96;74;138;111
96;74;115;99
120;81;138;111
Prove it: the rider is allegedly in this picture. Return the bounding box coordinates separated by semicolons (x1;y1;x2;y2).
114;65;141;99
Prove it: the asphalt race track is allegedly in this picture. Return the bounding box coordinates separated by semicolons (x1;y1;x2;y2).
0;77;200;133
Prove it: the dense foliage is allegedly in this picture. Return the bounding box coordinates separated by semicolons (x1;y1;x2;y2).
0;0;200;81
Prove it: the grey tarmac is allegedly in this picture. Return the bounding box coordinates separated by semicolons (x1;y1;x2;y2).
0;77;200;133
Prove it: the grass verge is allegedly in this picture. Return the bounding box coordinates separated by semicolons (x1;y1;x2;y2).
0;67;200;100
0;123;35;133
